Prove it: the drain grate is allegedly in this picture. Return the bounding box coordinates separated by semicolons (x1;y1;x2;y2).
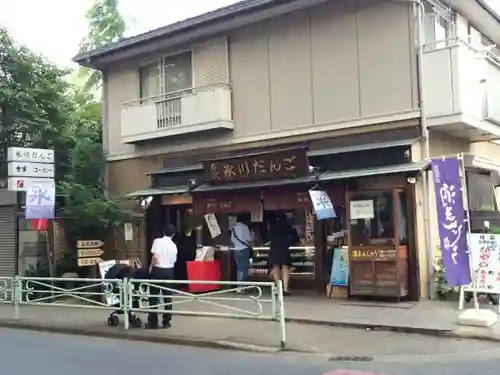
328;356;374;362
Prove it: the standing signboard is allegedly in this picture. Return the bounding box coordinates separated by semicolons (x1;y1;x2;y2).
465;234;500;293
330;247;349;286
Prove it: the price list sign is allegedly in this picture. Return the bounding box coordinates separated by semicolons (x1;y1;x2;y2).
465;233;500;293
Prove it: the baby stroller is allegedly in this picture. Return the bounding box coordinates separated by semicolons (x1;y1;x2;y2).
105;263;150;328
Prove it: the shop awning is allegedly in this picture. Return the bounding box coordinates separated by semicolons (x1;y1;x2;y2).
146;164;203;176
193;175;319;193
318;162;428;182
308;138;418;157
126;185;190;197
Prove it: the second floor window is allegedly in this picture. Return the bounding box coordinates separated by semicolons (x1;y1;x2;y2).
422;0;455;48
139;51;193;99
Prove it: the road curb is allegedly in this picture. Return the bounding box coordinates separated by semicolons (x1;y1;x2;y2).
0;321;281;353
443;330;500;343
285;317;453;337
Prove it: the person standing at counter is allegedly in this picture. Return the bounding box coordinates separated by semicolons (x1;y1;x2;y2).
231;214;253;291
268;214;299;296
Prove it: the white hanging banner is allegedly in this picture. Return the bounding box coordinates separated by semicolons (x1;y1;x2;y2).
309;190;336;220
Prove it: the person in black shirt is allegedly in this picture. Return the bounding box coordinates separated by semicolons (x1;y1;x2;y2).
268;213;298;296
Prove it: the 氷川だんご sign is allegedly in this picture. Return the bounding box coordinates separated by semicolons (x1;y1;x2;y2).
203;148;309;183
7;147;54;164
430;157;471;287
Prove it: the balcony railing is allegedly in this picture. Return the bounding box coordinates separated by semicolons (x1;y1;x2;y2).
121;84;233;143
422;38;500;130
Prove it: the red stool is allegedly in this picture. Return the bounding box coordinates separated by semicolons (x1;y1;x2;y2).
186;260;222;293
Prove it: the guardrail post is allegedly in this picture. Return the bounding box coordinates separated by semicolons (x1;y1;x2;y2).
122;279;129;330
13;276;20;320
276;280;286;349
271;283;278;320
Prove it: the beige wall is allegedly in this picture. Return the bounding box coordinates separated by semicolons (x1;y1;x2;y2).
428;131;470;157
104;0;418;160
107;156;162;197
470;141;500;163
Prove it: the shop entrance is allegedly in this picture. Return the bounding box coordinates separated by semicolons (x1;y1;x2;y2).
146;201;197;280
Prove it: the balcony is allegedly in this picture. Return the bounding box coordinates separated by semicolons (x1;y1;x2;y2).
422;38;500;140
121;84;233;143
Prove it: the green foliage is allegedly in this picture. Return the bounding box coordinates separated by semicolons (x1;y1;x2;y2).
0;29;74;180
0;25;138;256
78;0;126;92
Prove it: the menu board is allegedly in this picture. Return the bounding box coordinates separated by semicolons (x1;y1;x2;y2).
465;233;500;293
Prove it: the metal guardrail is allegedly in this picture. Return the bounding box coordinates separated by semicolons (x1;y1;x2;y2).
0;277;287;348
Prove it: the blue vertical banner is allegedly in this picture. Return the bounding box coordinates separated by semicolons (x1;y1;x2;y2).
330;248;349;286
430;157;471;287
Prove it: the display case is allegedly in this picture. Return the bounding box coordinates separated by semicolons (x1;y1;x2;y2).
249;246;315;277
347;189;409;298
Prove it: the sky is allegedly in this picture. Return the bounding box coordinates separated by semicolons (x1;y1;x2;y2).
0;0;240;68
0;0;500;68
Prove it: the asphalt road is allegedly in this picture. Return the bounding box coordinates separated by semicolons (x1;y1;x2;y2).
1;328;500;375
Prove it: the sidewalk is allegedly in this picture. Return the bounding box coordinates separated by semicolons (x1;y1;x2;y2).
0;303;497;361
0;294;499;357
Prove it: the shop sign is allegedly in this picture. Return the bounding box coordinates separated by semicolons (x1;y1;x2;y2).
351;249;396;259
203;148;309;183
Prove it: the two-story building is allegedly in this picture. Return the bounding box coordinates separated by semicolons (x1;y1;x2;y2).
75;0;500;300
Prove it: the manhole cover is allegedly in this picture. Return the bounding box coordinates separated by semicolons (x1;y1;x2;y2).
328;356;374;362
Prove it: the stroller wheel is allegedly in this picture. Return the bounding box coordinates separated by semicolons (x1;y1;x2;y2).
108;315;120;326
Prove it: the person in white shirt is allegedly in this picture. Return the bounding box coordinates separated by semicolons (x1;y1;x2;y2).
146;224;177;329
231;215;253;286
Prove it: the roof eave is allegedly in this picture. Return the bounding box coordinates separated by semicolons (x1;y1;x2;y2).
72;0;280;69
72;0;334;70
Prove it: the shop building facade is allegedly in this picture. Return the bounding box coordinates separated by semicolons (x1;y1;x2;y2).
75;0;500;300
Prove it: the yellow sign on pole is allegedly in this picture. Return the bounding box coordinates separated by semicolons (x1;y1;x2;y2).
77;248;104;258
77;257;103;267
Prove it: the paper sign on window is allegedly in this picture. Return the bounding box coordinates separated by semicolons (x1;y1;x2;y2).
350;200;375;220
204;213;222;239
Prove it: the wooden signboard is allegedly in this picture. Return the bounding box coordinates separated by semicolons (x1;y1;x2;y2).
203;148;309;183
77;239;104;268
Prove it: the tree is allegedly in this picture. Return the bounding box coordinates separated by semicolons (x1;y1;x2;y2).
0;28;74;180
78;0;126;92
0;27;139;275
59;90;140;242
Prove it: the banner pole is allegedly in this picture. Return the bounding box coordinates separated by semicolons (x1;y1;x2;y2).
458;153;478;311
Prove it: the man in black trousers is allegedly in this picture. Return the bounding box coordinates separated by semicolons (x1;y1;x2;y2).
146;224;177;329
